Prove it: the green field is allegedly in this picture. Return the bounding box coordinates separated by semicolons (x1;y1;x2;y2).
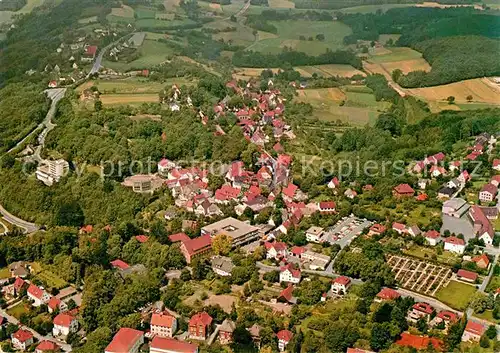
207;20;256;47
87;79;165;94
36;270;67;289
7;303;29;319
435;280;477;310
247;20;352;55
135;18;195;29
369;47;424;63
103;40;174;71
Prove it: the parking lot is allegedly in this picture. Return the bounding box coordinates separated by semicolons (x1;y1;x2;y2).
387;255;452;296
322;215;373;248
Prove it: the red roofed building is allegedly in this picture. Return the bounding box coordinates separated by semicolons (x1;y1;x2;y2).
277;330;293;352
331;276;351;295
425;230;440;246
408;302;434;322
265;241;288;260
393;184;415;198
392;222;408;235
150;336;198;353
462;321;486;342
491;175;500;187
169;232;191;243
282;183;298;201
80;225;93;234
4;276;27;297
279;263;301;284
110;259;130;270
328;177;340;189
457;269;478;283
180;235;212;264
277;154;292;167
278;285;295;303
36;340;60;353
318;201;336;214
347;349;375;353
444;236;465;254
27;283;51;307
368;224;386;236
396;332;443;351
12;329;34;350
48;296;67;313
469;205;495;245
472;253;490;269
85;45;97;57
290;246;305;258
135;235;149;243
376;288;400;301
493;158;500;172
416;193;428;201
151;312;177;338
53;313;78;337
431;310;458;330
479;183;497;202
215;185;241;203
105;328;144;353
188;312;213;340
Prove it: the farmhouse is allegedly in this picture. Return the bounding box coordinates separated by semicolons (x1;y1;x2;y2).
105;328;144;353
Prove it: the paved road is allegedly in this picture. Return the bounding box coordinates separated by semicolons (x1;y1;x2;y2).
0;204;38;233
88;34;134;76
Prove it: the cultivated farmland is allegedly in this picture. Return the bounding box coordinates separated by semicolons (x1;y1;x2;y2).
100;94;160;106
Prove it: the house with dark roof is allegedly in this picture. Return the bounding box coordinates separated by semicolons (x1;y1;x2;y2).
218;319;236;345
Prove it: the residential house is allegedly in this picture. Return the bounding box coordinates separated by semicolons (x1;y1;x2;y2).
408;225;421;237
35;341;60;353
461;321;486;342
392;222;407;235
188;312;213;340
277;330;293;352
201;217;260;248
282;183;299;202
157;159;176;175
211;256;234;277
218;319;236;345
438;186;456;199
105;328;144;353
425;152;445;165
407;302;434;323
12;329;34;350
290;246;305;259
247;324;262;349
395;333;443;351
265;241;288;260
430;165;446;178
493;159;500;172
418;179;431;190
279;263;301;284
3;277;27;298
111;259;130;270
368;224;386;236
328;177;340;189
318;201;336;214
278;285;296;304
393;184;415;198
305;226;324;243
425;230;440;246
479;183;497;203
195;200;222;218
457;269;478;283
48;297;68;313
375;288;400;302
344;188;358;199
27;283;51;307
469;205;494;245
151;312;177;338
53;313;78;338
179;235;212;264
149;337;198;353
471;253;490;269
491;175;500;187
430;311;458;331
444;237;465;254
8;261;29;278
331;276;351;295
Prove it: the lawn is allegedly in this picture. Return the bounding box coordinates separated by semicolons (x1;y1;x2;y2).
247;20;352;56
435;280;477;310
474;309;499;324
135;18;196;29
207;20;256;47
294;64;365;78
88;78;165;94
486;274;500;293
100;94;160;106
7;303;29;319
102;40;174;71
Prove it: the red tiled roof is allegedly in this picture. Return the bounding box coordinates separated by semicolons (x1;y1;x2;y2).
53;313;75;327
135;235;149;243
413;302;433;314
319;201;336;210
493;159;500;167
27;283;44;299
150;337;198;353
376;288;400;300
13;329;33;342
290;246;305;255
481;183;498;195
370;224;386;234
465;320;486;336
110;259;130;270
392;222;406;231
80;225;93;233
425;230;440;239
105;328;143;353
347;349;374;353
189;312;212;327
169;232;191;243
330;177;340;186
416;193;428;201
277;329;293;342
182;235;212;256
437;310;458;322
280;263;301;278
472;253;490;267
334;276;351;286
14;277;26;291
151;312;175;328
457;269;478;281
48;297;62;311
85;46;97;56
396;332;443;351
394;184;415;194
444;236;465;246
279;285;294;302
265;241;287;252
282;183;298;199
36;340;59;352
277;154;292;166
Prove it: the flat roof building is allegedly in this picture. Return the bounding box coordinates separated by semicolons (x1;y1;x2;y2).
201;217;259;248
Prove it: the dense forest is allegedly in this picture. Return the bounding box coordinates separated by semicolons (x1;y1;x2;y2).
0;0;27;11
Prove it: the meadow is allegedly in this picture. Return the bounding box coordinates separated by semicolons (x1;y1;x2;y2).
435;280;477;310
102;40;174;71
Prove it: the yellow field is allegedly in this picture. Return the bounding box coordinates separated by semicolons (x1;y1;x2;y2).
405;78;500;104
416;1;483;9
232;67;281;80
296;87;346;101
100;94;159;105
268;0;295;8
381;58;431;74
111;5;135;18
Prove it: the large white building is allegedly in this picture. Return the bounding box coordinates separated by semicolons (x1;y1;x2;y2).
36;159;69;186
201;217;259;248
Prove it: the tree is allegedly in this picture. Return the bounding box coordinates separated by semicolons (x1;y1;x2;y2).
486;325;497;339
316;34;325;41
370;322;393;351
212;234;232;256
447;96;455;104
480;334;490;348
0;155;15;169
94;100;103;111
263;270;280;283
180;268;192;281
54;201;84;227
466;95;473;102
192;258;210;280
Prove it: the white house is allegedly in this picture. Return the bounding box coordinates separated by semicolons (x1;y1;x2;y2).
158;159;176;175
53;313;78;338
27;284;51;307
444;236;465;254
150;312;177;338
279;264;301;284
425;230;440;246
327;177;340;189
12;329;34;350
461;321;486;342
331;276;351;295
479;184;497;203
277;330;293;352
305;226;324;243
264;242;287;260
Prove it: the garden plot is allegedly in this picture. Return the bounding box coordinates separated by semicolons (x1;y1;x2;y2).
387;255;452;296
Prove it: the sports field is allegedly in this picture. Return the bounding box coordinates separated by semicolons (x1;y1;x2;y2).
247;20;352;55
